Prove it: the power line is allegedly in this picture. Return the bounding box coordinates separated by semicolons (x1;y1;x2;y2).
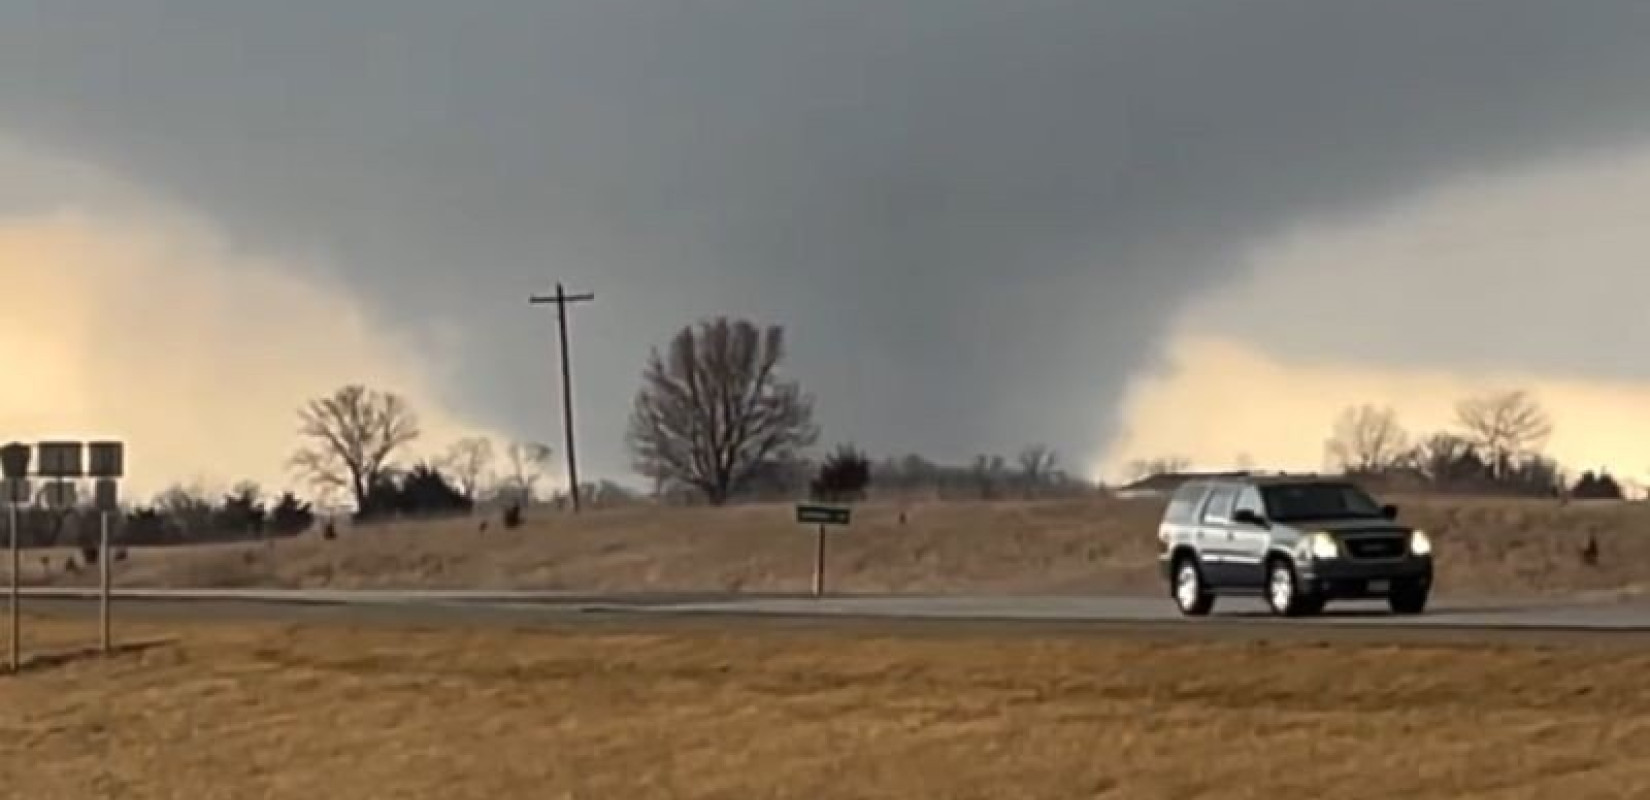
529;283;595;513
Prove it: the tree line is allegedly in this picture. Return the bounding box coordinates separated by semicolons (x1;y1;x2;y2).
1322;390;1622;498
1133;389;1623;500
11;315;1087;551
4;483;319;559
83;317;1620;551
276;316;1090;524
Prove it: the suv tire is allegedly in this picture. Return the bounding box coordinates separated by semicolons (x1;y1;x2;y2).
1265;558;1323;617
1388;581;1429;615
1171;556;1215;617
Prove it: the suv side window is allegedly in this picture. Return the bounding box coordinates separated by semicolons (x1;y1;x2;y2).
1201;484;1237;523
1165;483;1207;524
1233;487;1265;524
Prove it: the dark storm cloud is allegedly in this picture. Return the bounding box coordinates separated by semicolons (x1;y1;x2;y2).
5;1;1650;476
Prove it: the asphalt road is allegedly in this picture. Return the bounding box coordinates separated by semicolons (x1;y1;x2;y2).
16;588;1650;644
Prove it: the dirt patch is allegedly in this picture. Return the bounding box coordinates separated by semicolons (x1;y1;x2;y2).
1;615;1648;799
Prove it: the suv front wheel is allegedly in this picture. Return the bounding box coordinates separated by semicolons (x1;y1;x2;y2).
1265;558;1324;617
1389;580;1430;615
1172;557;1215;617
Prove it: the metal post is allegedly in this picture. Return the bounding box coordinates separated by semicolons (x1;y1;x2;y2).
813;524;826;597
555;283;583;513
99;511;111;654
8;503;18;672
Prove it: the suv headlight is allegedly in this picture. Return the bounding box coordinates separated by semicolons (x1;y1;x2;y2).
1410;530;1433;557
1304;532;1340;560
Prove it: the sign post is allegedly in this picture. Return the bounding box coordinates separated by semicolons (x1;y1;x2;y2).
1;443;31;673
6;502;15;672
99;512;110;653
795;503;852;597
90;443;124;656
0;440;125;668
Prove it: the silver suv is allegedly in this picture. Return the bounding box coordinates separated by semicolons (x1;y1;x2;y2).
1156;474;1434;617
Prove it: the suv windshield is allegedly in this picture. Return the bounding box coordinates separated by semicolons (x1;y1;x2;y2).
1261;482;1385;522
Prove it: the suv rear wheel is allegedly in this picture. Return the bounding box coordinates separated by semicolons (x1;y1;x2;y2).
1265;558;1324;617
1172;556;1215;617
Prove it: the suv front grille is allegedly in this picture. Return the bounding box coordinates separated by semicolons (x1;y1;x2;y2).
1343;536;1407;560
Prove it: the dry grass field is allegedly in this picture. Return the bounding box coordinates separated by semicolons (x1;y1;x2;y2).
24;495;1650;598
3;615;1650;798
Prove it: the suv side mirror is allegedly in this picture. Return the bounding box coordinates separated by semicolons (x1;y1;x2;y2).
1233;509;1268;528
1381;504;1399;520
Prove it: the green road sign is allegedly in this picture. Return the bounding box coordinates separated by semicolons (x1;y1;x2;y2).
796;503;852;526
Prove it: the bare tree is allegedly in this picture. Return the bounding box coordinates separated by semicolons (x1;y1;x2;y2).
1411;433;1483;486
1125;456;1191;482
1018;445;1059;483
1455;389;1553;478
972;454;1009;499
501;441;553;503
290;385;421;512
155;483;216;541
627;317;819;505
1324;404;1410;474
442;437;496;501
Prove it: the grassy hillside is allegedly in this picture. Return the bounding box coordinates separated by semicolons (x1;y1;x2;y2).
24;495;1650;598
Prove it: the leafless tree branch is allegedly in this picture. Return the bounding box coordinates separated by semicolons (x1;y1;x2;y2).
289;385;421;511
627;318;818;504
1325;404;1410;474
1455;389;1553;478
442;437;496;501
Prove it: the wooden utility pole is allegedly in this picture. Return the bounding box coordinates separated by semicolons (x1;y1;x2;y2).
529;283;595;513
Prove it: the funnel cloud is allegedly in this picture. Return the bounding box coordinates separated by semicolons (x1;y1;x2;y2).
5;2;1650;486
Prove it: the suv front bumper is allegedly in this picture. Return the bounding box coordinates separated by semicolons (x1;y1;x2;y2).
1298;556;1432;599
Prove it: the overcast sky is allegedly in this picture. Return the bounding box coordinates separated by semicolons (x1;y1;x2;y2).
7;2;1650;492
